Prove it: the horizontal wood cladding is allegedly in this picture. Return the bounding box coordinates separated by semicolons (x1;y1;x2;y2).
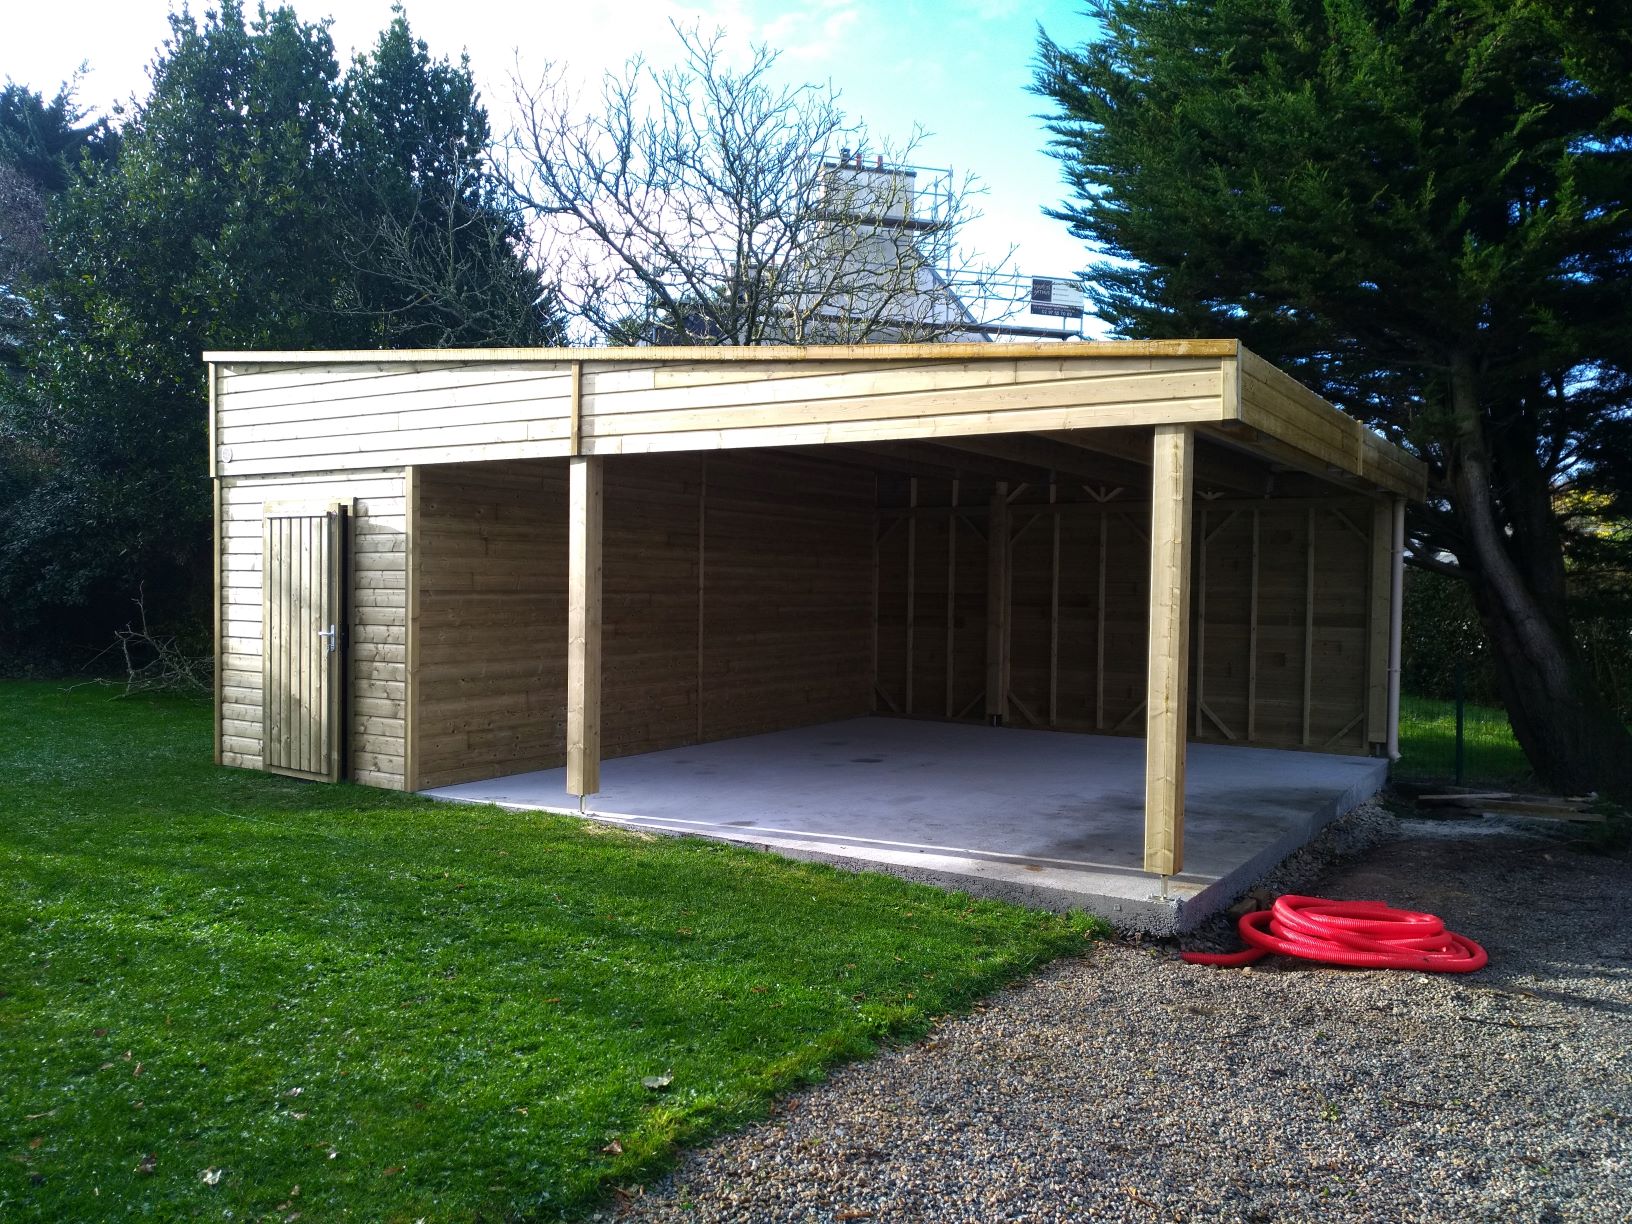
414;460;568;790
216;362;573;476
700;452;874;742
411;451;875;790
213;351;1229;477
580;357;1226;454
217;468;407;787
874;481;1378;753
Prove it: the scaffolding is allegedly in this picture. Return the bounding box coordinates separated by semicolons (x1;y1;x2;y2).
821;155;1090;342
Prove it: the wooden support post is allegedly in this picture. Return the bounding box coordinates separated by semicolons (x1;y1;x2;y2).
1049;478;1060;728
1302;507;1316;746
1144;425;1194;877
945;478;958;718
567;456;603;800
1194;506;1207;737
905;477;917;715
1095;508;1108;730
403;465;420;791
985;482;1010;722
697;456;708;743
1247;509;1260;742
568;360;584;454
870;473;880;713
1365;498;1392;748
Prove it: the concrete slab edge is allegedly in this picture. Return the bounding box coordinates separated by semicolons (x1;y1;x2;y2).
1168;757;1391;933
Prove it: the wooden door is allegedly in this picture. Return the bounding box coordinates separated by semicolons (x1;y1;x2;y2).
262;503;350;781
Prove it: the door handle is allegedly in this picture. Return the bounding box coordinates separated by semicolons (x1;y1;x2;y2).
317;624;338;654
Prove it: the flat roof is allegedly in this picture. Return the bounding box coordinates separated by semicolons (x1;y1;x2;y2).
202;339;1243;364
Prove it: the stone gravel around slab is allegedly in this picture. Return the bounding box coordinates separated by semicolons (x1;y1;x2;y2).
606;828;1632;1224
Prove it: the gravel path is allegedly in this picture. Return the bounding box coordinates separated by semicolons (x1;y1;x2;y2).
607;824;1632;1223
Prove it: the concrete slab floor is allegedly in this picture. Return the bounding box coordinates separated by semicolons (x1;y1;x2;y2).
421;717;1388;934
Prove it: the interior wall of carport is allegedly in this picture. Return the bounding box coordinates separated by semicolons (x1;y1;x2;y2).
873;477;1386;755
410;451;875;791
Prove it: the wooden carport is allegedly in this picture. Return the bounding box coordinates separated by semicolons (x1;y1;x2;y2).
205;341;1425;879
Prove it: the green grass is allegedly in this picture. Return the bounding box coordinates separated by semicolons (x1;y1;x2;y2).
1394;693;1531;787
0;682;1099;1221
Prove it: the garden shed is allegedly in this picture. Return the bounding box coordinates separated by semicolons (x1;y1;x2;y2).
206;341;1425;928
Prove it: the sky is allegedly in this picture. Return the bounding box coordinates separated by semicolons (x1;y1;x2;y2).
3;0;1100;285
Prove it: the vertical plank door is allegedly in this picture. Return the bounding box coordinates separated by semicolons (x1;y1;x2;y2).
262;504;349;781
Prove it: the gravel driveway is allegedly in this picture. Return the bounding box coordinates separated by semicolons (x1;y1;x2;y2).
607;822;1631;1223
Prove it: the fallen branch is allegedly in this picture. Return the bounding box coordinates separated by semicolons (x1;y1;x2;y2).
79;588;212;697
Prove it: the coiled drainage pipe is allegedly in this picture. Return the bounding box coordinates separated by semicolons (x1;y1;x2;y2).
1182;894;1488;973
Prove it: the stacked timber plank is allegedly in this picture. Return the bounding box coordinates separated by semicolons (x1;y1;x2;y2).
1418;793;1605;823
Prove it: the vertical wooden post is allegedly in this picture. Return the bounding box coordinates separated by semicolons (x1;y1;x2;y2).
1049;478;1060;727
696;455;708;743
1364;497;1392;749
1144;425;1194;877
567;456;603;800
985;482;1010;722
870;473;879;713
1302;507;1316;746
403;466;420;791
905;477;917;715
1095;509;1108;730
945;478;958;718
1194;506;1208;737
568;360;584;454
1247;509;1260;742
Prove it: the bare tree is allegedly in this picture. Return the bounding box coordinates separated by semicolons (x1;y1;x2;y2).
335;139;566;348
505;23;1012;346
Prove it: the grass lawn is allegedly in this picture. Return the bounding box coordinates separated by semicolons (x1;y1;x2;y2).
0;682;1098;1221
1394;693;1531;788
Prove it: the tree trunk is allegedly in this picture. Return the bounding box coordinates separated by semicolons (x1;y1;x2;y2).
1446;352;1632;799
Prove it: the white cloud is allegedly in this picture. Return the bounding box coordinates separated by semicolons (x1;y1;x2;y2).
1;0;1098;292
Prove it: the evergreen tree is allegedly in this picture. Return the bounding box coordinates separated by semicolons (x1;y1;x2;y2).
1;3;348;653
1034;0;1632;796
338;8;563;346
0;83;120;378
0;81;119;194
0;3;559;660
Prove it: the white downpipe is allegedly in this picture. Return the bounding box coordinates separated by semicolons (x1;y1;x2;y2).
1386;496;1405;760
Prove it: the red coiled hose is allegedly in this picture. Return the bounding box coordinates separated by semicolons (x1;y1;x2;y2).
1182;894;1488;973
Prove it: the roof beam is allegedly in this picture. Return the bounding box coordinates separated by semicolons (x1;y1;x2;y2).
929;434;1151;490
1201;423;1373;496
835;441;1053;484
1040;428;1271;497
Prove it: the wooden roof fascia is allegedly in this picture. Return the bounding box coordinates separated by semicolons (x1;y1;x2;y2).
1234;346;1426;500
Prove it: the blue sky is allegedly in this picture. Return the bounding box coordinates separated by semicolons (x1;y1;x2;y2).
5;1;1099;282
